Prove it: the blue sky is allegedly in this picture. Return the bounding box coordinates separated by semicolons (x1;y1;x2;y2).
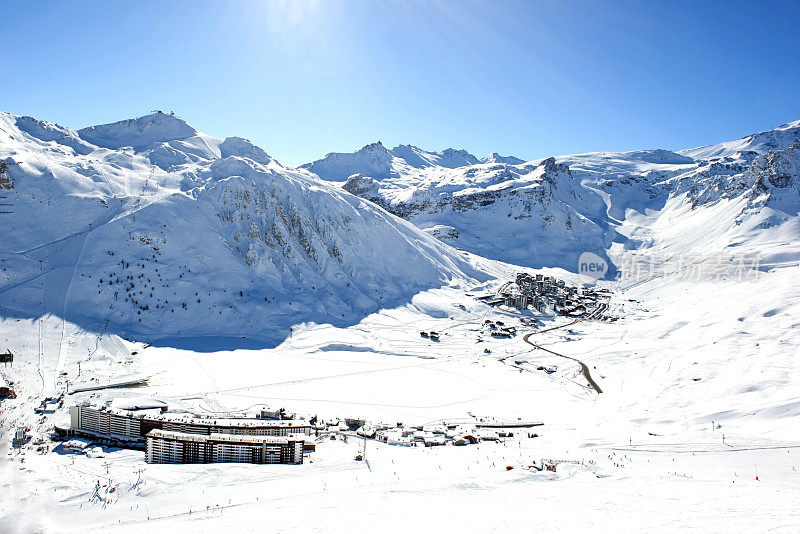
3;0;799;166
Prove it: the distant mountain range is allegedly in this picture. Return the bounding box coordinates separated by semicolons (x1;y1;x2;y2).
1;111;799;346
300;140;523;181
318;120;800;272
0;112;484;347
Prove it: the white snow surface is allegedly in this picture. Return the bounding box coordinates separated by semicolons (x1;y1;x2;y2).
2;262;799;532
2;114;800;533
300;141;523;182
318;120;800;272
0;112;486;348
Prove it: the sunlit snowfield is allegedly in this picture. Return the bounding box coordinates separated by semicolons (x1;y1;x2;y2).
2;112;800;532
3;0;800;529
2;253;799;533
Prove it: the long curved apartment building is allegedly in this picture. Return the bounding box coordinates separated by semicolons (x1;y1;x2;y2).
65;402;311;465
146;429;304;464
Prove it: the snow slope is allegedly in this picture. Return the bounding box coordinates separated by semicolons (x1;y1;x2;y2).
481;151;525;165
0;112;486;348
309;120;800;275
679;119;800;161
2;115;800;533
2;260;799;533
343;157;617;271
300;141;522;181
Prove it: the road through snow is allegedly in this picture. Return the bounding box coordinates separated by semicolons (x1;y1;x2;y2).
522;314;604;394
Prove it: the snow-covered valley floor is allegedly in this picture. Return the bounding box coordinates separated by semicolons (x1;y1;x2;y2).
2;257;799;533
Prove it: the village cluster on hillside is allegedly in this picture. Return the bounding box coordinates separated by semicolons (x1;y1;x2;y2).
476;273;612;320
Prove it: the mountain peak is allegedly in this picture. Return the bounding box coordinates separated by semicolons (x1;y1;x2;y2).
360;141;387;152
1;110;481;346
680;119;800;161
77;111;198;150
388;144;478;169
219;136;274;166
300;141;394;181
481;152;525;165
303;142;521;181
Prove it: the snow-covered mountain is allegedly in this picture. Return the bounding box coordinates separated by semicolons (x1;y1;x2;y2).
390;144;481;169
0;112;485;348
314;120;800;273
2;111;799;348
73;113;279;171
4;113;800;534
300;141;523;181
342;157;617;270
559;121;800;266
679;119;800;161
481;152;525;165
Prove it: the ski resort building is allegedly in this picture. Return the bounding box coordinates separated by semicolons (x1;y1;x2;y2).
493;272;590;314
504;293;529;309
145;429;304;465
65;402;312;448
